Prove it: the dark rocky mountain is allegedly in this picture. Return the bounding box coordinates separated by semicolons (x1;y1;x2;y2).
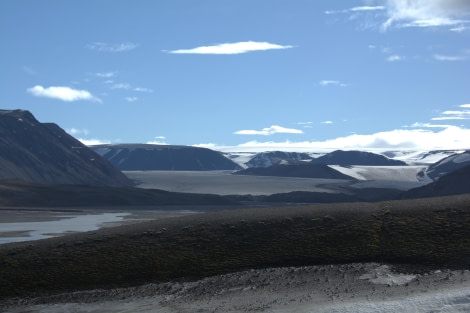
0;110;132;187
233;163;355;180
404;164;470;199
245;151;312;168
311;150;406;166
418;150;470;181
92;144;242;171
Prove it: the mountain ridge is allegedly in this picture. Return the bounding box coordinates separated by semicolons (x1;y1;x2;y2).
0;110;132;187
93;144;242;171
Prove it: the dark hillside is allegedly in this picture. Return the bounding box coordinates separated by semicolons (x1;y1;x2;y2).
93;144;242;171
0;110;132;187
404;164;470;198
311;150;406;166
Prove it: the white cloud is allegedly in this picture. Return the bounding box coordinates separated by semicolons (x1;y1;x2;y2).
382;0;470;30
95;71;117;78
86;42;138;52
78;138;111;146
146;136;167;145
431;103;470;120
212;126;470;152
67;128;89;136
167;41;294;55
450;25;470;32
387;55;404;62
433;54;465;61
27;85;101;102
234;125;303;136
322;121;334;124
325;6;385;14
320;80;348;87
111;83;131;90
409;122;454;128
351;6;386;12
125;97;138;102
133;87;153;93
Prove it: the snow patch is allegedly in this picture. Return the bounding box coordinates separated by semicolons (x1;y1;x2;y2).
359;265;416;286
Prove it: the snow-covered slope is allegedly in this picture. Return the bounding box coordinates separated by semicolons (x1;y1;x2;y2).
381;150;464;165
419;150;470;181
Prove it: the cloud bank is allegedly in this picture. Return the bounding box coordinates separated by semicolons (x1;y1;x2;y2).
235;125;303;136
208;126;470;152
27;85;101;102
167;41;293;55
382;0;470;30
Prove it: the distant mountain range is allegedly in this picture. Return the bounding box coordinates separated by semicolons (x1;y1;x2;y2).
0;110;132;187
1;109;469;206
92;144;242;171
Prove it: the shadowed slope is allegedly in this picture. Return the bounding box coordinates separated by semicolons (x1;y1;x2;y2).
0;110;131;187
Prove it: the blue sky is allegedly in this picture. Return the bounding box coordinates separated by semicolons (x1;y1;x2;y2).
1;0;469;152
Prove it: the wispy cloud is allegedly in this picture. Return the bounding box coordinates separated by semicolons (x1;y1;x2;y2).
319;80;348;87
125;97;138;102
86;42;138;52
95;71;117;78
22;66;37;76
235;125;303;136
27;85;101;102
325;6;385;15
382;0;470;30
433;54;465;61
78;138;111;146
67;128;89;136
133;87;153;93
147;136;167;145
322;121;334;124
450;25;470;32
111;83;131;90
431;104;470;120
387;55;404;62
166;41;294;55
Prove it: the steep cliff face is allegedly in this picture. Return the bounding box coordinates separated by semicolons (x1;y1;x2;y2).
93;144;242;171
0;110;132;186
